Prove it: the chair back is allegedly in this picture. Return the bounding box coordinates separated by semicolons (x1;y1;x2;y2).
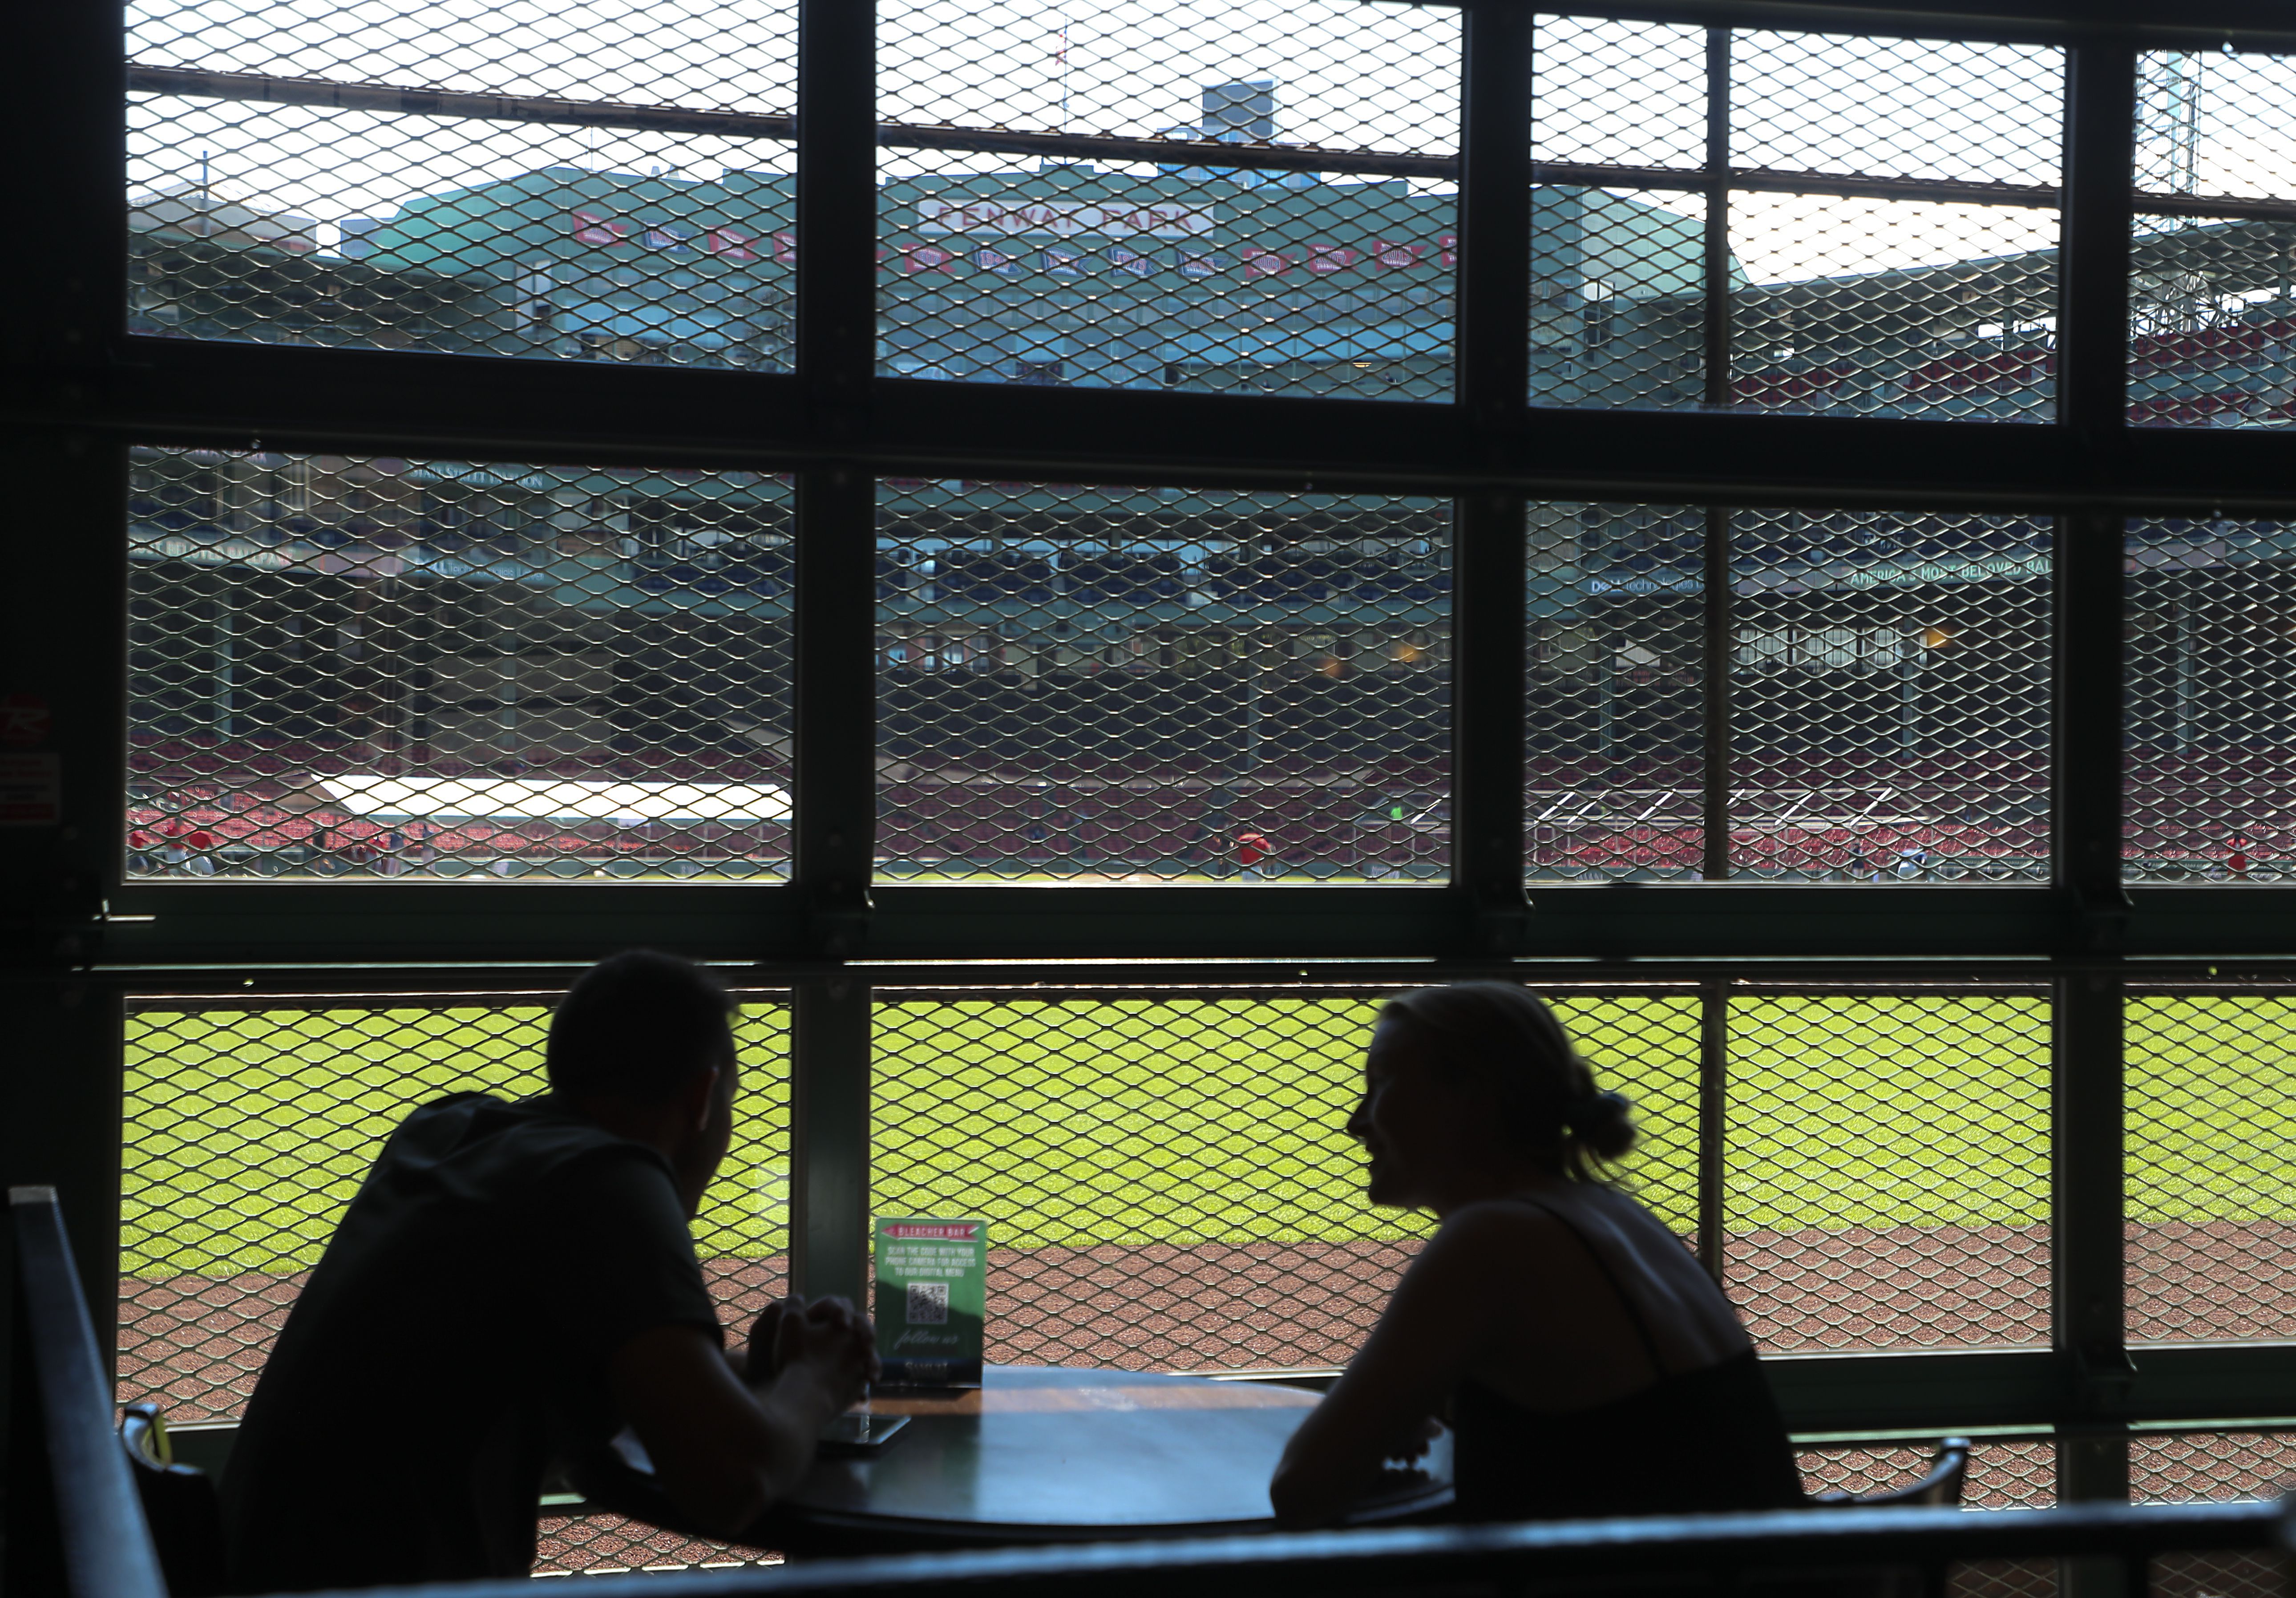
120;1403;230;1598
1810;1439;1972;1509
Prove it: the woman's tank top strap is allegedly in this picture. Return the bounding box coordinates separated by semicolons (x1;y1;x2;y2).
1504;1193;1669;1376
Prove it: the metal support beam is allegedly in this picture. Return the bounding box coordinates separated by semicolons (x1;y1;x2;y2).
788;979;872;1308
1702;30;1734;412
792;0;879;959
1697;981;1729;1282
1454;497;1530;946
2053;28;2135;1456
1452;3;1535;945
794;467;879;959
795;0;876;435
1702;507;1733;880
1457;1;1533;424
2054;969;2131;1519
2059;43;2137;463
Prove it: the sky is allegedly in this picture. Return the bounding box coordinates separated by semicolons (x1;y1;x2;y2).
125;0;2294;286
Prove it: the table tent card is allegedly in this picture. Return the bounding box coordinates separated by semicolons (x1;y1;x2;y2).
874;1217;987;1387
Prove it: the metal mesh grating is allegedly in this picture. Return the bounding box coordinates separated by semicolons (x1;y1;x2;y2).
1950;1559;2062;1598
1528;23;2063;420
533;1516;777;1578
1536;506;2050;882
1723;989;2052;1353
1727;30;2062;425
1731;34;2060;186
2140;1431;2296;1598
2126;990;2296;1343
877;482;1450;882
2150;1552;2285;1598
2128;216;2296;429
2127;53;2296;428
1538;191;1712;410
868;987;1698;1371
126;447;792;879
2132;52;2296;202
2135;1430;2296;1503
129;0;795;109
117;994;790;1428
876;2;1458;396
1801;1438;2056;1509
2126;519;2296;879
1527;502;1704;879
127;0;795;364
1729;510;2050;881
1534;17;1708;171
1727;198;2061;421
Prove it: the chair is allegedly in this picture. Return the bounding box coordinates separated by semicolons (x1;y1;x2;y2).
120;1402;230;1598
1808;1437;1971;1509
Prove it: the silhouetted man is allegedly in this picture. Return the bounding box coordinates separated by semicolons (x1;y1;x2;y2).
222;951;876;1590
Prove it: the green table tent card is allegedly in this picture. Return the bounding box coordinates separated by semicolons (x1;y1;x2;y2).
874;1217;987;1387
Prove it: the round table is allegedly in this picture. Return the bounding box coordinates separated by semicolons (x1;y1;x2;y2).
776;1364;1452;1552
576;1363;1452;1555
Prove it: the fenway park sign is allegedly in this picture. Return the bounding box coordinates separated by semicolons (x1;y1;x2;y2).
915;198;1214;237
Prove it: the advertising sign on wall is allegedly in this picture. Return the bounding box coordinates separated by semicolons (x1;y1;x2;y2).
915;199;1216;237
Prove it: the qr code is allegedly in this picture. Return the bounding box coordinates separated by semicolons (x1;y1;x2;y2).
906;1282;949;1325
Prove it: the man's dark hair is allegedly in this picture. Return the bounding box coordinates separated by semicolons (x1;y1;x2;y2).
547;951;736;1102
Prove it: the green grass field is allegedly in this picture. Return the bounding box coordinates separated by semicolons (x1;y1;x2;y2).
118;993;2296;1282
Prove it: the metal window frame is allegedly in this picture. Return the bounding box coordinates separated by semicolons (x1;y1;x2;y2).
14;0;2296;1502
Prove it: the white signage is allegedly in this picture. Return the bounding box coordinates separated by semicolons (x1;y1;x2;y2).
916;199;1215;238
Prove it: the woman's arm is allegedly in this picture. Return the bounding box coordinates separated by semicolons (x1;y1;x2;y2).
1268;1207;1514;1528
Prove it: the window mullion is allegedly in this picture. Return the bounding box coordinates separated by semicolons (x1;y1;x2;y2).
1454;4;1534;937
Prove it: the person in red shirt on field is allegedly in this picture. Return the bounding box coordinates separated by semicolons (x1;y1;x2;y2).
2227;836;2252;881
1236;830;1278;880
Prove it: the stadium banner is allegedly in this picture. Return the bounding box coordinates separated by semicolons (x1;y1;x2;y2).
915;198;1213;237
875;1217;988;1388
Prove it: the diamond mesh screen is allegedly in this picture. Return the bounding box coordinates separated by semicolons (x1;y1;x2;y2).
2150;1552;2284;1598
1730;510;2050;881
2129;215;2296;429
1801;1438;2056;1509
1723;988;2052;1352
2139;1430;2296;1598
2127;53;2296;428
869;986;1698;1371
126;447;792;879
877;481;1450;882
2133;52;2296;202
1728;30;2061;424
534;1516;776;1577
1528;502;1704;879
1528;22;2062;420
1539;505;2051;882
117;994;789;1428
2126;519;2296;880
127;0;794;364
1949;1560;2062;1598
2126;988;2296;1343
1728;197;2060;422
876;1;1457;396
2135;1429;2296;1503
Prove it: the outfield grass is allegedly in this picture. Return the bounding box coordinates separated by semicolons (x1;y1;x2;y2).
118;992;2296;1281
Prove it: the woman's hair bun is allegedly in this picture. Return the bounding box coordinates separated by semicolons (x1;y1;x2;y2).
1564;1088;1637;1164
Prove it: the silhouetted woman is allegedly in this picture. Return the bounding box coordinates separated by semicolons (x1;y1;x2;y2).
1271;982;1803;1526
